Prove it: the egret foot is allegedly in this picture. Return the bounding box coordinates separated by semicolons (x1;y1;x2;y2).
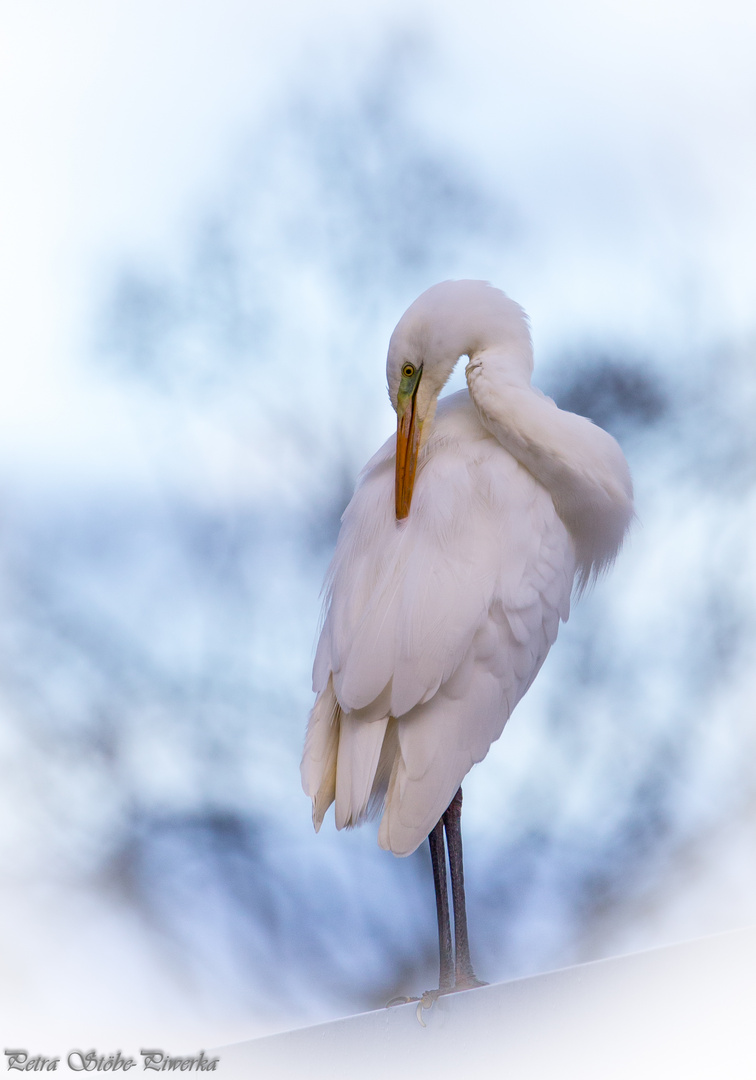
416;987;447;1026
385;986;450;1020
386;974;486;1022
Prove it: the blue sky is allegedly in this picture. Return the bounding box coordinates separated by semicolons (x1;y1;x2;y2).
2;0;755;485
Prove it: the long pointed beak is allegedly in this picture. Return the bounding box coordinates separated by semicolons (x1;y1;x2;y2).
395;391;423;520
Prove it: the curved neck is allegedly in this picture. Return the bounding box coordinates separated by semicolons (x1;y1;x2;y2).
465;350;634;586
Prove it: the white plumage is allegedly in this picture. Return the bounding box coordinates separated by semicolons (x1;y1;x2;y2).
302;281;633;857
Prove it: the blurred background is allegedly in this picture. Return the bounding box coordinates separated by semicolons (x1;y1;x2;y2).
1;0;755;1052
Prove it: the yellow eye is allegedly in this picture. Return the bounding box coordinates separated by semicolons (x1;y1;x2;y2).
402;363;415;378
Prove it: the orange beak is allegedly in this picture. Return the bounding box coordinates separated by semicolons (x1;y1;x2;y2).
395;385;423;520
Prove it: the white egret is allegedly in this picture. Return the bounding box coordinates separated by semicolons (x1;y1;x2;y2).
301;280;634;1000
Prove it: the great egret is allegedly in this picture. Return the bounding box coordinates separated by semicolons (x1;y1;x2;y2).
301;280;633;1002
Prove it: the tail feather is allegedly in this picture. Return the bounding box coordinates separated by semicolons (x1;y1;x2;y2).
335;712;391;828
302;678;398;832
366;717;399;820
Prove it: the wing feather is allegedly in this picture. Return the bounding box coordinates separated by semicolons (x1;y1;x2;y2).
301;678;340;831
302;394;576;855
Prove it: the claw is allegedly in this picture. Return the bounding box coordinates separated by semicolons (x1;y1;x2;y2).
390;981;479;1024
416;989;441;1026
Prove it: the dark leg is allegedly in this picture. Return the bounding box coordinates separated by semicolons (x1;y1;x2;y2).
443;787;485;988
428;818;454;991
402;794;482;1022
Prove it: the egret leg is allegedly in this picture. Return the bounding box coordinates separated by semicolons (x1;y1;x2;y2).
428;818;454;991
443;787;485;989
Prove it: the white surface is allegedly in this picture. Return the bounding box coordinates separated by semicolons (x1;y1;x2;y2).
214;926;756;1079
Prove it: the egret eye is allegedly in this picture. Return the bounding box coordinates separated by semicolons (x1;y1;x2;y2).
402;364;415;378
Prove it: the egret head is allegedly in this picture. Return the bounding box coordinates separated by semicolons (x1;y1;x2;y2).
387;280;532;519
